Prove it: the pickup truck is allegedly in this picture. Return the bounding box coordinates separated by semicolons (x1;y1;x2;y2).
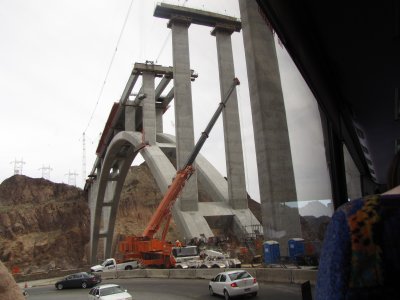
90;258;139;272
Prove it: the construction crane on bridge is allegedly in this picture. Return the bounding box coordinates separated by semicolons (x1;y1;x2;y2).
117;78;240;268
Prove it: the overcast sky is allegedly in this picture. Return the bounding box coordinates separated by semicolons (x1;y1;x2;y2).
0;0;332;204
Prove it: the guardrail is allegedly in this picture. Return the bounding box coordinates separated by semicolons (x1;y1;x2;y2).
14;266;317;285
100;267;317;285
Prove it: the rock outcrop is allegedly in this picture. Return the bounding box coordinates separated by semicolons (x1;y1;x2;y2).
114;163;180;241
0;260;24;300
0;175;89;273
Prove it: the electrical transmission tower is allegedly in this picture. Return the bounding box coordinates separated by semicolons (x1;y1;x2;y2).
39;165;53;180
65;170;79;186
10;158;26;175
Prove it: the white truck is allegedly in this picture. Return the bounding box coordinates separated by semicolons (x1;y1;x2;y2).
174;249;241;269
90;258;139;272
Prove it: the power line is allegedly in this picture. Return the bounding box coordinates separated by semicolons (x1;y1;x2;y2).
155;32;172;63
83;0;135;134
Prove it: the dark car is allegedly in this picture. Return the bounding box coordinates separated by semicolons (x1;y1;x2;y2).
55;272;101;290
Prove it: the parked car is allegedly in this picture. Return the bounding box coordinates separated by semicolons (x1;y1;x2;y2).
88;284;133;300
209;270;258;299
55;272;101;290
90;258;139;272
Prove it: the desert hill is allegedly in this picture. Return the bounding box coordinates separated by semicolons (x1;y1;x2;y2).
0;175;89;273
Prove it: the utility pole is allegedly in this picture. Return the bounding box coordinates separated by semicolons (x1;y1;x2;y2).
39;165;53;180
10;158;25;175
65;170;79;186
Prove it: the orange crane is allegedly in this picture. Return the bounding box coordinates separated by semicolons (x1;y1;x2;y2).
118;78;240;268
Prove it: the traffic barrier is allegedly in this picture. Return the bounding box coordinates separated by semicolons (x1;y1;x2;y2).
146;269;170;278
99;271;117;280
15;266;318;286
291;269;317;285
117;269;147;278
256;268;293;283
14;267;90;283
195;268;220;279
169;268;196;279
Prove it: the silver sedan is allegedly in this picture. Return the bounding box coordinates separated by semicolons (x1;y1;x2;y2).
209;270;259;299
88;284;133;300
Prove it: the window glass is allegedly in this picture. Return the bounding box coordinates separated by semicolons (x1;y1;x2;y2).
220;275;226;282
100;286;124;296
172;246;199;257
105;260;113;266
229;271;251;281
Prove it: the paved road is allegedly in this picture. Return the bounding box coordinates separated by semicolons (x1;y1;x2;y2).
24;278;306;300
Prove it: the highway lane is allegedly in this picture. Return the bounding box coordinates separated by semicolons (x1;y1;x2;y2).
24;278;306;300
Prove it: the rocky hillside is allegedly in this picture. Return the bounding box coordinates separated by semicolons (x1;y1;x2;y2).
0;175;89;273
115;164;263;241
115;163;181;243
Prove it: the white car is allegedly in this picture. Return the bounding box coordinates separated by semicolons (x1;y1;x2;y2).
88;284;133;300
90;258;138;272
209;270;258;300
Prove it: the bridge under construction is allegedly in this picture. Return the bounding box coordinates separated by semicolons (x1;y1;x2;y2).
86;2;302;263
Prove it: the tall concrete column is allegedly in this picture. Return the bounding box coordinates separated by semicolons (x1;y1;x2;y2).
142;72;156;145
156;105;164;133
168;16;198;211
239;0;302;253
125;100;136;131
89;179;99;263
212;25;247;210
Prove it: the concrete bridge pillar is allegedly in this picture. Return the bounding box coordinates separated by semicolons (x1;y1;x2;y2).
156;105;164;133
125;100;136;132
168;16;199;211
89;178;99;262
211;25;248;210
142;72;156;145
239;0;302;253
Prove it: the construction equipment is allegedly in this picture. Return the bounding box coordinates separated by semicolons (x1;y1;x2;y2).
117;78;240;268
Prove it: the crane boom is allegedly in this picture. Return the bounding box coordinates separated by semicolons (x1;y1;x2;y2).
142;78;240;239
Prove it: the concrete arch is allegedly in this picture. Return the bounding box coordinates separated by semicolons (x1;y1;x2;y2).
90;130;191;262
90;130;262;263
90;131;144;262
